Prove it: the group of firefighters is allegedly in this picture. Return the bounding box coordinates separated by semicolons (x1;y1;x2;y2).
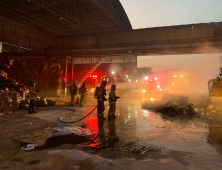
69;80;120;121
27;79;120;120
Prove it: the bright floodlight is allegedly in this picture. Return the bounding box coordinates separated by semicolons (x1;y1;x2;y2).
180;75;183;77
129;79;131;82
150;98;154;101
155;77;158;80
111;71;115;74
145;77;148;80
136;80;138;82
174;75;177;78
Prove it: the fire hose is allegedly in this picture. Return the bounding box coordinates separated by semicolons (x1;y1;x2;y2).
59;105;98;123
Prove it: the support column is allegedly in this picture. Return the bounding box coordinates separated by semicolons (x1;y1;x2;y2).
71;57;74;83
65;56;68;95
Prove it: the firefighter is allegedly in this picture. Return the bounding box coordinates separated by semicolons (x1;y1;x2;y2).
79;82;87;107
108;84;120;120
96;81;107;121
28;81;39;114
69;80;78;106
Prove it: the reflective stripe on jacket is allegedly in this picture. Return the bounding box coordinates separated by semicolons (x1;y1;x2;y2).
97;89;103;102
109;91;116;104
29;88;37;100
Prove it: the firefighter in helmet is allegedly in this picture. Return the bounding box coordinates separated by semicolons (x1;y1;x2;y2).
28;81;39;114
108;84;120;120
96;80;107;120
79;82;87;107
69;80;78;106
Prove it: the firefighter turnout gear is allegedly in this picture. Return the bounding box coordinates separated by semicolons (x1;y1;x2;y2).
69;81;78;105
79;82;87;106
96;81;107;120
28;82;38;114
108;84;120;120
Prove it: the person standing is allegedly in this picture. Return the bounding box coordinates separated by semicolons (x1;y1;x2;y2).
96;81;107;121
108;84;120;120
28;81;38;114
79;82;87;107
69;80;78;106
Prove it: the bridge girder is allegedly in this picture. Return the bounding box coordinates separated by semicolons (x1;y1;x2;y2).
48;22;222;56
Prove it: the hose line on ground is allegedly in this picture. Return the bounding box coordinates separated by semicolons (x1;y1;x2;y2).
59;105;98;123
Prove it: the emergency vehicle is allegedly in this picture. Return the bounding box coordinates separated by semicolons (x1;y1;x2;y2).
85;75;98;93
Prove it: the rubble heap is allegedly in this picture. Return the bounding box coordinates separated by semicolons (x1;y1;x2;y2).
142;95;195;116
7;59;65;97
0;70;57;114
0;72;25;113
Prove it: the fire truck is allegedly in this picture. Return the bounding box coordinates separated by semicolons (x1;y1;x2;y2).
141;71;189;101
85;75;99;93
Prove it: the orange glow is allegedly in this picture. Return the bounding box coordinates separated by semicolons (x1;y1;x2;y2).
149;113;154;117
150;98;154;101
174;75;177;78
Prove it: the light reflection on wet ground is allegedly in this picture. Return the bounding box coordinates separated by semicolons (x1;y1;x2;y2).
72;91;222;157
29;90;222;159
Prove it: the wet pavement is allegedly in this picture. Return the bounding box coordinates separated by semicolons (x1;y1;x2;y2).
26;90;222;168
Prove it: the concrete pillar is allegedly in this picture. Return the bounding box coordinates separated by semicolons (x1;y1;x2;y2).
65;56;68;95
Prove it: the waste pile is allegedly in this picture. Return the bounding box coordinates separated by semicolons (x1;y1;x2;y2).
7;59;65;97
0;70;56;114
142;93;221;116
142;95;196;116
0;72;25;113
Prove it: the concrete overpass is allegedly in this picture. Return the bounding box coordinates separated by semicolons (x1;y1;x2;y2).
48;22;222;57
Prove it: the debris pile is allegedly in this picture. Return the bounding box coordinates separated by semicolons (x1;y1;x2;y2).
142;95;195;116
0;71;26;113
142;93;222;116
0;71;56;114
7;59;65;97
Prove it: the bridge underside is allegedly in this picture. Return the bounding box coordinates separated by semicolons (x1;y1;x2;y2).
48;22;222;57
